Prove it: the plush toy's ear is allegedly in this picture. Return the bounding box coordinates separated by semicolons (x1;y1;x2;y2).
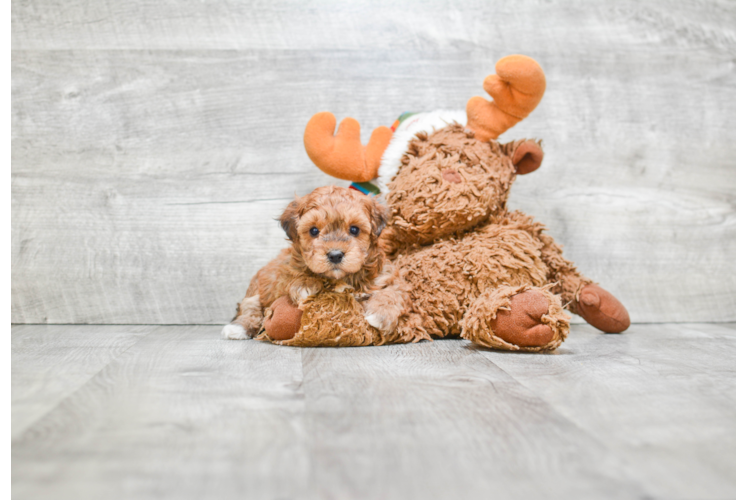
512;140;544;175
304;112;393;182
466;55;546;142
279;196;302;241
367;197;389;237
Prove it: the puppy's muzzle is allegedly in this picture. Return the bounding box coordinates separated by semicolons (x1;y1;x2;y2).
327;250;344;264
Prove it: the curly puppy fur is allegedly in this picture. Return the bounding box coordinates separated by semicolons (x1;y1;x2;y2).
222;185;407;339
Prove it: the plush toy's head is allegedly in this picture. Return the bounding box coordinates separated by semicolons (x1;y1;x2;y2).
302;55;547;246
383;124;544;246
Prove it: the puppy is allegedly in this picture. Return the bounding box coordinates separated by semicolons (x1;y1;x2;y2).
221;185;408;340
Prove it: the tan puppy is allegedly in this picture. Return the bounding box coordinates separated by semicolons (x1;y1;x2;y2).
221;185;408;340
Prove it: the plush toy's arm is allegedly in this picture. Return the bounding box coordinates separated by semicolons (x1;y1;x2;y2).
262;296;303;341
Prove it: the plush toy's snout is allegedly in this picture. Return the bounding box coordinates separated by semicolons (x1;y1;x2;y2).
442;169;462;184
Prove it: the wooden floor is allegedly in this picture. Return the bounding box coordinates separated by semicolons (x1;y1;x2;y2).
11;323;735;500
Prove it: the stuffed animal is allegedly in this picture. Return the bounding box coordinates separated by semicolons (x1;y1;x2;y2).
259;55;630;351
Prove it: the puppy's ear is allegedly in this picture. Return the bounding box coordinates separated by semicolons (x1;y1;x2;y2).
279;196;302;242
367;197;389;237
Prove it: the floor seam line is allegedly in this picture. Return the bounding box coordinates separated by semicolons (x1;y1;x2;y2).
11;325;159;444
473;347;658;498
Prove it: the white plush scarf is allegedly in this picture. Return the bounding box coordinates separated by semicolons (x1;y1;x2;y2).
373;110;467;196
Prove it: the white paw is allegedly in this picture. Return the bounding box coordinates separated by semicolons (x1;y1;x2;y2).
221;323;250;340
334;282;353;293
296;287;312;302
290;284;319;304
365;313;387;332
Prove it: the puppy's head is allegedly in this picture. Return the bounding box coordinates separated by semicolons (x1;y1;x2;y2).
280;186;388;280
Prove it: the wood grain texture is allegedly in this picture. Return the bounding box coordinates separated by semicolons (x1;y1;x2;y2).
11;1;735;324
300;341;648;500
11;0;737;52
11;323;736;499
12;325;307;500
11;324;155;438
477;322;736;500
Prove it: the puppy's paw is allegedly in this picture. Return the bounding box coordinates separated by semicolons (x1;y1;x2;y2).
289;282;322;305
334;282;354;293
364;286;406;335
365;312;386;331
364;309;398;335
221;323;250;340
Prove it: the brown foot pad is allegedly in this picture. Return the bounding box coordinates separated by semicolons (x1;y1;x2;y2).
577;284;630;333
489;290;555;347
263;296;303;341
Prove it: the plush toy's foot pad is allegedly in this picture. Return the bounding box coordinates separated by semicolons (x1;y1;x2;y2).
263;296;303;341
576;284;630;333
461;285;569;352
489;290;555;347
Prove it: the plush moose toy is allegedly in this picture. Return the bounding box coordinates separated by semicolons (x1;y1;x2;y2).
259;55;630;351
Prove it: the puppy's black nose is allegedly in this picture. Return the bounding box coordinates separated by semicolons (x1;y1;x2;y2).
327;250;344;264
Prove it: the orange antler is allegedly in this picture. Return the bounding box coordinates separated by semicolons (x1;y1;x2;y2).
303;112;393;182
466;55;546;141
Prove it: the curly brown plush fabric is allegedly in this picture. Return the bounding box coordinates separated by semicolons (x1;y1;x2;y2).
263;124;629;350
391;209;577;343
383;126;514;247
257;289;429;347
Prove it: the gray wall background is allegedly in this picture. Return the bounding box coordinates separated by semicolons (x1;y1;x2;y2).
11;0;735;325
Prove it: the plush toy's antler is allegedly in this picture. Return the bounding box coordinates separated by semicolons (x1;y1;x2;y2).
303;112;393;182
466;55;546;142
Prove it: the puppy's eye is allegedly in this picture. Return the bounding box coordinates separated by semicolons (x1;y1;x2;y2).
309;227;319;237
349;226;360;236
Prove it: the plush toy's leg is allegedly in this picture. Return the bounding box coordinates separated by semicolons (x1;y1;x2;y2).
538;235;630;333
460;284;570;352
263;296;303;341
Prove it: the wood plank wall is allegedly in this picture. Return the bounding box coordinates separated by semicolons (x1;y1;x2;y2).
11;0;735;324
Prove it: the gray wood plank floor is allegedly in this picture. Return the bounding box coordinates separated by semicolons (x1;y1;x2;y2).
11;323;735;500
